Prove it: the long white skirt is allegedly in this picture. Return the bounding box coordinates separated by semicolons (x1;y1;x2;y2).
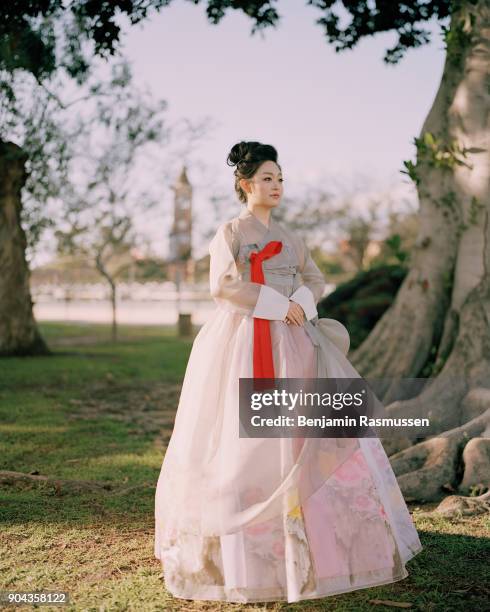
154;306;423;603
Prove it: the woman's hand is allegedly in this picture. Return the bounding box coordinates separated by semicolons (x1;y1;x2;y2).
285;301;305;326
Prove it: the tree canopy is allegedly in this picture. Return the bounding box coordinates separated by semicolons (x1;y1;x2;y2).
1;0;453;91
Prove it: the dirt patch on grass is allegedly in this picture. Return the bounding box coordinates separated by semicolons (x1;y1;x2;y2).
65;380;181;449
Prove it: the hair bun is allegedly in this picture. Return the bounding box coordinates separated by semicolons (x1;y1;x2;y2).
226;141;250;167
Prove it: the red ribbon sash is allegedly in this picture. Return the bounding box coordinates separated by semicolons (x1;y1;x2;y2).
249;241;283;379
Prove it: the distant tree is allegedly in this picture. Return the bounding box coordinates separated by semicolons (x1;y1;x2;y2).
54;62;168;342
56;211;135;343
277;187;398;273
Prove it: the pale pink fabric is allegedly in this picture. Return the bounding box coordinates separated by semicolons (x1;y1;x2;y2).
154;207;423;603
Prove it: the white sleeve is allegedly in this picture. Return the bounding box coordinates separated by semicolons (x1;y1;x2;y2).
252;285;290;320
289;284;318;321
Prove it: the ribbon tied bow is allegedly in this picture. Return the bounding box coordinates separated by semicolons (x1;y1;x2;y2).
250;240;283;380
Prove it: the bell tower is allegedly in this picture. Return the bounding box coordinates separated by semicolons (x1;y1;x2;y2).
168;166;194;283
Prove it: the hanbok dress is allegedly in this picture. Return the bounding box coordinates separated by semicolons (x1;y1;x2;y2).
154;206;423;604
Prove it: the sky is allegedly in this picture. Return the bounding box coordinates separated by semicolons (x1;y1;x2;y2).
33;1;448;265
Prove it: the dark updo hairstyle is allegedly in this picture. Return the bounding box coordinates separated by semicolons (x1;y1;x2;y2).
226;141;281;204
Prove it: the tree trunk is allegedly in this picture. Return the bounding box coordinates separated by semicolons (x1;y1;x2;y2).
94;254;119;343
0;141;49;356
350;1;490;507
111;282;117;342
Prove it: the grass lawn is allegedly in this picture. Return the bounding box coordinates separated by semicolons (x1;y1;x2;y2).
0;322;488;611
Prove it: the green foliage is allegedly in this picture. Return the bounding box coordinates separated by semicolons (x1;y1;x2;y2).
420;343;442;377
0;1;172;90
441;268;454;294
401;159;420;185
416;131;474;170
317;264;408;350
308;0;451;64
419;264;455;378
437;190;458;213
0;0;454;103
401;129;485;188
442;0;479;68
448;192;484;239
0;0;278;104
0;80;76;258
317;257;344;277
134;257;168;281
468;195;485;225
0;2;61;79
384;233;409;264
468;483;487;497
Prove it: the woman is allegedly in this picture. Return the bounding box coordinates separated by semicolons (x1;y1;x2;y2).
154;140;422;604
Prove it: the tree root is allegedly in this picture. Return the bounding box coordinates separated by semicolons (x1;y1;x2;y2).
419;490;490;518
459;437;490;494
0;470;157;498
389;408;490;502
0;469;159;496
0;470;155;496
378;386;490;458
0;470;115;494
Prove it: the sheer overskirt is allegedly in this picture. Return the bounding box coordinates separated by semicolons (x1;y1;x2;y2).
155;309;362;539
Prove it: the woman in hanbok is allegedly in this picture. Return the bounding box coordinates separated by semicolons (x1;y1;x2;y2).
154;141;422;603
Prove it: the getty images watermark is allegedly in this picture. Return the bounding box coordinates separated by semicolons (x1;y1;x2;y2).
239;378;434;440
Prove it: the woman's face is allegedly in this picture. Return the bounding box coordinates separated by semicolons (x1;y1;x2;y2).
240;160;283;208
